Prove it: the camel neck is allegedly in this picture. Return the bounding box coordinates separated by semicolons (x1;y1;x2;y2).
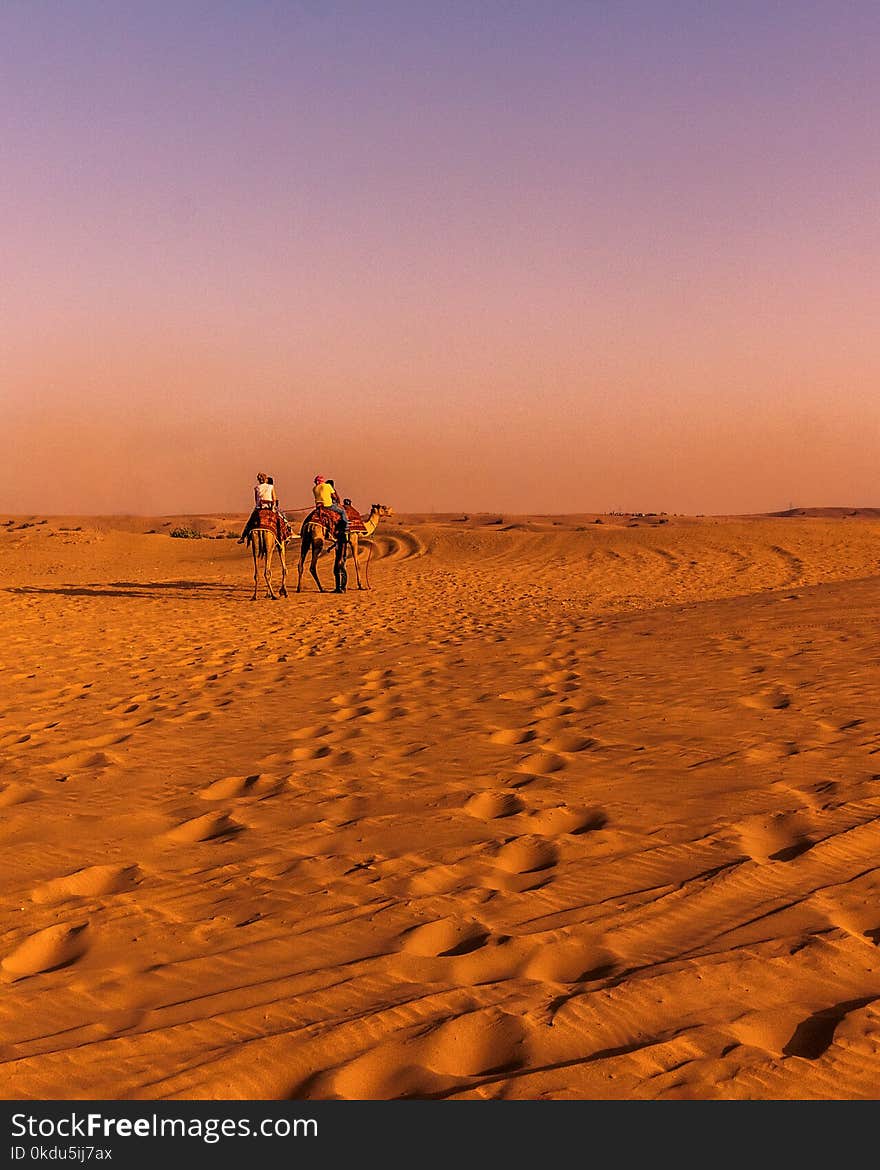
362;507;381;536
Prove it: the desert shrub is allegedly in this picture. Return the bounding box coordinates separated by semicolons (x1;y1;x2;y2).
169;527;203;539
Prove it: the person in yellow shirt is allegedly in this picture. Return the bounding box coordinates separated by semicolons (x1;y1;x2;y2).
312;475;348;547
313;475;334;508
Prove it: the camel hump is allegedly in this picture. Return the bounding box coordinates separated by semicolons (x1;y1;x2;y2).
345;504;367;532
304;506;339;535
252;509;289;543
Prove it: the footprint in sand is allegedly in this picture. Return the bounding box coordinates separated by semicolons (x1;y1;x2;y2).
32;864;140;905
2;922;89;980
306;1039;428;1100
400;917;490;958
738;689;792;711
199;774;281;801
490;728;537;746
405;865;464;896
539;669;580;686
522;805;607;836
464;791;524;819
315;794;369;827
533;715;574;736
288;724;334;741
290;744;333;762
0;782;38;807
727;1007;811;1058
734;811;815;863
745;741;800;762
25;719;60;733
816;716;864;735
420;1009;526;1077
533;701;576;718
522;935;616;984
330;705;373;721
543;733;596;753
360;705;408;723
493;836;558;874
321;1008;525;1099
516;751;567;775
499;686;554;702
165;811;241;843
70;751;119;770
50;737;128;771
498;769;543;790
104;699;142;715
331;749;358;767
482;837;557;889
565;693;608;712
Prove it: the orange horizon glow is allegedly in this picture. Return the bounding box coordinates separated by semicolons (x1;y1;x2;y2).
3;3;879;517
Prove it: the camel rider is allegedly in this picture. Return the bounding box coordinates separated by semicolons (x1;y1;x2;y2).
326;479;348;525
238;472;278;543
313;474;333;509
313;475;347;530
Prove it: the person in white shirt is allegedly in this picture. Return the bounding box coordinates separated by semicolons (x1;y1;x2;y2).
256;475;276;507
238;472;278;543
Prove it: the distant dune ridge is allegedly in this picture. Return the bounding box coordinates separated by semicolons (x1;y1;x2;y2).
763;507;880;519
1;509;880;1099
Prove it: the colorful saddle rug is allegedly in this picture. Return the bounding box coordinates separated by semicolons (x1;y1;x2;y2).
345;505;367;533
305;506;343;537
253;509;291;543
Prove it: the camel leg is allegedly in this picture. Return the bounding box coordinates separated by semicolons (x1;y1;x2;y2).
265;544;277;599
296;535;309;592
310;544;324;591
348;536;365;590
278;544;288;597
251;541;259;601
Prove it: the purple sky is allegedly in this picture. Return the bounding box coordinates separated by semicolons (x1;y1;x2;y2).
2;1;878;515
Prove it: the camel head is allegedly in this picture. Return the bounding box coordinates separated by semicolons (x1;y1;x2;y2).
371;504;393;517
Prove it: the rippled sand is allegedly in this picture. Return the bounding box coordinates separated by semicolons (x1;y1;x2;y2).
2;509;880;1099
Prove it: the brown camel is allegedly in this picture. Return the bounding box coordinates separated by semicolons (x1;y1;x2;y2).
248;525;288;600
296;504;392;593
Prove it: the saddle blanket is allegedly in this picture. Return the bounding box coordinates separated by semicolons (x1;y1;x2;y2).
305;505;366;537
306;506;342;536
345;505;367;533
253;509;291;542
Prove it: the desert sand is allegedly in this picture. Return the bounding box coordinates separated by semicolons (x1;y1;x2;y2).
1;508;880;1100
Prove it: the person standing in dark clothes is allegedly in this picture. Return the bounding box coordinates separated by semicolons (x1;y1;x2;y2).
333;505;350;593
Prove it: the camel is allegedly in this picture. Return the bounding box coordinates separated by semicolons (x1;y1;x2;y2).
347;504;394;590
248;525;288;600
296;504;392;593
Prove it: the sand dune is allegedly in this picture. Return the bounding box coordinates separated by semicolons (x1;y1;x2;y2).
1;510;880;1099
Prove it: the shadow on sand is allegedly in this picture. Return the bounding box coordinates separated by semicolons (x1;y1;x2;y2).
5;581;242;599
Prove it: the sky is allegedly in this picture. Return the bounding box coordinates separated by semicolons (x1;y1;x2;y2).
2;0;878;516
